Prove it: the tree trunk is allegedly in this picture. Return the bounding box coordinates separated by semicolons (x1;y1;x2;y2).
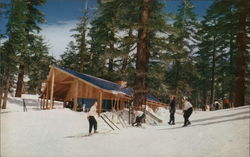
15;64;25;97
0;87;3;108
210;33;216;105
202;85;208;106
229;29;235;107
108;59;114;72
234;8;246;107
122;58;128;71
174;61;181;108
2;75;10;109
107;17;116;75
79;0;89;73
79;41;86;73
133;0;152;109
121;29;133;72
174;60;180;95
79;19;87;73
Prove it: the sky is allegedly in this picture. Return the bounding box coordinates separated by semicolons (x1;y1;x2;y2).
0;0;213;59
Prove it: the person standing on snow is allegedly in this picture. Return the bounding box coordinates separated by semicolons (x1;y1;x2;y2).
182;96;193;127
87;101;98;135
168;96;176;125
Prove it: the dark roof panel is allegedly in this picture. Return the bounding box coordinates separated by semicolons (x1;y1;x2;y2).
58;66;122;91
56;66;160;102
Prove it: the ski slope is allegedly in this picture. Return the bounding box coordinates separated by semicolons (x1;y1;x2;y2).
1;95;249;157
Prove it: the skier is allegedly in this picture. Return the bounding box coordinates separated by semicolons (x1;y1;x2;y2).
182;96;193;127
168;96;176;125
87;101;98;135
132;109;145;127
213;101;220;110
223;98;230;109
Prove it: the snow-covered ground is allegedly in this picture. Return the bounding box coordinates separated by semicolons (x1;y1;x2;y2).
1;95;249;157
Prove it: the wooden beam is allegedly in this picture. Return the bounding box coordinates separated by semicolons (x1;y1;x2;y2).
42;94;46;109
40;97;42;109
52;98;55;108
46;86;49;109
111;98;113;110
57;80;73;84
98;91;103;114
50;68;55;109
73;79;78;111
63;101;66;108
41;65;54;94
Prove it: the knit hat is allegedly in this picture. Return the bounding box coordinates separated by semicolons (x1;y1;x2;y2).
183;96;188;100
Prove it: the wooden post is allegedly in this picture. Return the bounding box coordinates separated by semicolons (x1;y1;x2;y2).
46;87;49;109
42;94;46;109
121;100;124;110
114;98;117;111
73;79;78;111
63;101;66;108
40;97;42;109
52;98;55;109
99;91;103;114
118;98;121;111
50;69;55;109
111;98;113;109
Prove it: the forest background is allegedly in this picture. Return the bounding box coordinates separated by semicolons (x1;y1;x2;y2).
0;0;249;109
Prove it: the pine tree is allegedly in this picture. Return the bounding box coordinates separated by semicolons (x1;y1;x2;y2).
0;41;18;109
59;41;79;70
88;0;175;106
233;0;249;106
0;1;7;39
167;0;199;106
196;0;250;108
0;1;7;107
14;0;46;97
142;1;176;104
132;0;153;108
1;0;49;108
71;0;90;73
5;0;28;98
88;0;123;80
27;36;53;94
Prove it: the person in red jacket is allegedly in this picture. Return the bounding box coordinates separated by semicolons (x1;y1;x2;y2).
223;99;230;109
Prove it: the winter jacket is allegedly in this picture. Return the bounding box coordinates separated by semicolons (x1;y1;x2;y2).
183;101;193;111
87;105;97;117
135;111;144;118
169;99;176;111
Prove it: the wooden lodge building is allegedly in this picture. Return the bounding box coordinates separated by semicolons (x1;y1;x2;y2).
40;66;166;113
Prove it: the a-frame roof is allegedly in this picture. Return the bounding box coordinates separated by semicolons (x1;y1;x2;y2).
56;66;160;102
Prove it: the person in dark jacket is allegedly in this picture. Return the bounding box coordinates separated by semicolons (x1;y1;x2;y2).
168;96;176;125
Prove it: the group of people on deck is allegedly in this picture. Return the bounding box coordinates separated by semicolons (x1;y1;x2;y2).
86;96;193;135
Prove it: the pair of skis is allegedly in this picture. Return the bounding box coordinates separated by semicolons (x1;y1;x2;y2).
116;113;127;128
100;114;120;130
